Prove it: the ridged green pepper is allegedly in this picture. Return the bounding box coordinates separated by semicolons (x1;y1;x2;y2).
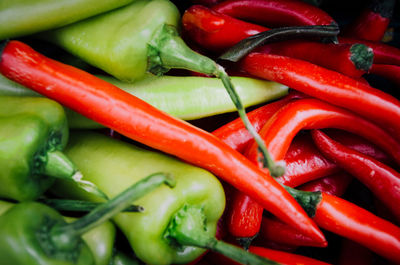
0;200;116;265
0;0;137;40
52;131;226;265
0;96;105;201
0;172;174;265
0;73;288;126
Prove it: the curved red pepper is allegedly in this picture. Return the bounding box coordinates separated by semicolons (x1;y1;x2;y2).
212;91;304;153
245;98;400;167
370;64;400;86
342;0;396;42
212;0;336;27
255;41;373;78
239;53;400;137
182;5;267;52
311;129;400;222
0;40;326;245
338;37;400;66
299;171;353;197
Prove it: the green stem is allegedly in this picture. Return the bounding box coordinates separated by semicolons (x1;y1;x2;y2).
283;185;322;218
148;24;284;176
50;172;175;249
38;198;144;213
350;43;374;71
165;205;280;265
44;150;108;200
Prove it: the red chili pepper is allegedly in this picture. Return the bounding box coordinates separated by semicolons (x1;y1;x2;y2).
314;193;400;263
311;129;400;222
239;53;400;137
255;40;373;78
339;37;400;66
245;98;400;167
0;40;326;244
212;0;336;27
299;172;353;197
206;245;331;265
342;0;396;42
338;239;374;265
182;5;267;52
212;91;304;153
370;64;400;86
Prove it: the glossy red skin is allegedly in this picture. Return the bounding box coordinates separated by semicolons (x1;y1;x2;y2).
314;193;400;263
245;98;400;168
370;64;400;86
212;91;304;153
339;37;400;66
182;5;267;52
227;190;263;237
342;9;390;42
311;130;400;222
0;40;325;244
299;172;353;197
338;239;374;265
255;41;369;78
205;245;331;265
212;0;335;27
258;217;327;248
240;53;400;137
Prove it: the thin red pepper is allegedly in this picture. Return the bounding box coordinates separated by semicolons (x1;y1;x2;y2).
0;40;326;244
311;129;400;222
338;239;374;265
299;171;353;197
182;5;267;52
239;53;400;137
206;245;331;265
342;0;396;42
212;91;304;153
370;63;400;86
212;0;336;27
339;37;400;66
255;40;373;78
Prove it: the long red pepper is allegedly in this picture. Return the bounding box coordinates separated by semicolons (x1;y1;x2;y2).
212;0;336;27
239;53;400;136
206;245;331;265
212;91;304;153
338;37;400;66
311;129;400;222
255;41;373;78
0;40;325;244
342;0;396;42
370;64;400;86
182;5;267;52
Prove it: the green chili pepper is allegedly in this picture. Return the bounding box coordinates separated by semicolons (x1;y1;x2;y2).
40;0;284;174
51;131;280;265
0;96;106;200
0;73;288;126
0;0;137;40
0;172;175;265
0;200;116;265
109;251;140;265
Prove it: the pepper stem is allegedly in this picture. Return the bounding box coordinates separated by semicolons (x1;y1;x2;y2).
44;150;108;200
283;185;322;218
350;44;374;71
50;172;175;250
148;24;284;176
38;198;144;213
165;205;280;265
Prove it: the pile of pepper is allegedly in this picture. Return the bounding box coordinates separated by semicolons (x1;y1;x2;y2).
0;0;399;264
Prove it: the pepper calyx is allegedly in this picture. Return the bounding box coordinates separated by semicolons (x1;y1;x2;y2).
283;186;322;217
350;43;374;71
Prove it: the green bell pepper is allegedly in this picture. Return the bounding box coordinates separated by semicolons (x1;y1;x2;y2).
51;132;279;265
0;0;137;40
0;200;116;265
0;96;105;201
0;172;174;265
0;73;288;126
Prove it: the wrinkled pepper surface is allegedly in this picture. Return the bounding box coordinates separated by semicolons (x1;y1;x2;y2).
52;131;226;265
0;0;136;40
